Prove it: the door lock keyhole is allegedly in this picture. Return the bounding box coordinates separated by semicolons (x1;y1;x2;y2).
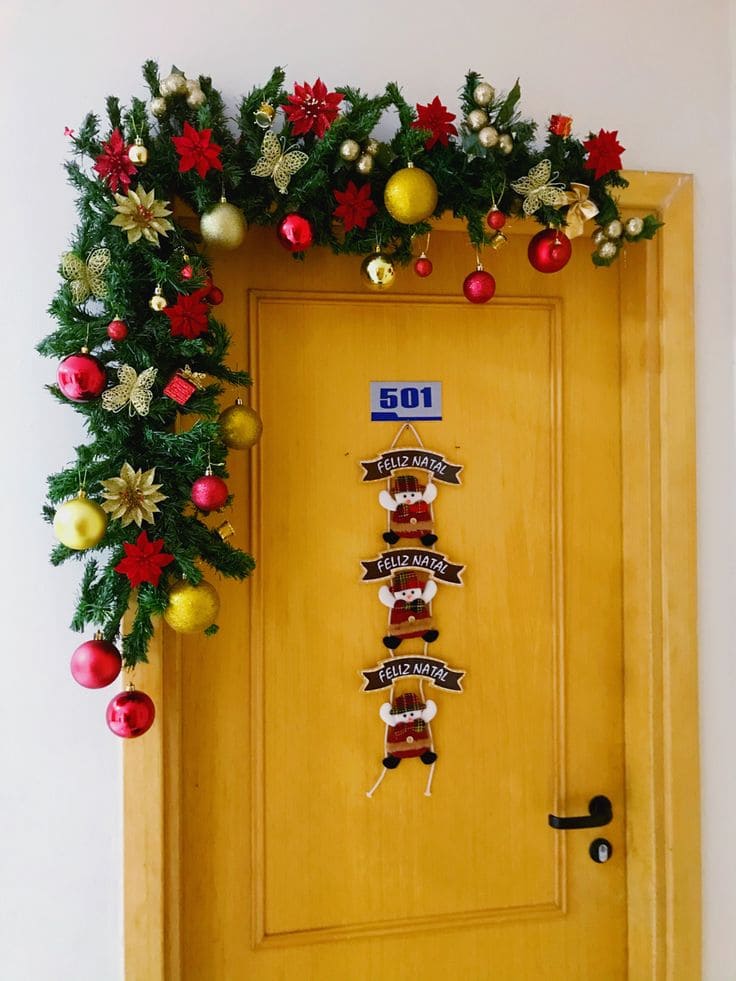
589;837;613;863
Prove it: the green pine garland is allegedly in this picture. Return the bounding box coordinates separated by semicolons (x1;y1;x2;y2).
39;61;661;668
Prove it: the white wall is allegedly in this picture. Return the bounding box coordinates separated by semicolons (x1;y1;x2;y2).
1;2;733;978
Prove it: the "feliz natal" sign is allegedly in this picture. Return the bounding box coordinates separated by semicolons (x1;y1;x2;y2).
361;655;465;693
360;448;463;484
361;547;465;585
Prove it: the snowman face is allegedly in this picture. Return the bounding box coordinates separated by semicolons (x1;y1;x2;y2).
393;586;423;602
395;707;424;722
394;490;423;504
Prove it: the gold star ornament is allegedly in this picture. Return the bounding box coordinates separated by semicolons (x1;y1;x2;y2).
100;463;168;527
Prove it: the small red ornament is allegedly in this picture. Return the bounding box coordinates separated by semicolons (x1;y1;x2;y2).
163;372;197;405
463;268;496;304
414;254;433;277
181;264;194;280
71;634;122;689
527;228;572;274
57;349;107;402
486;208;506;230
106;318;128;342
276;213;315;252
206;284;224;305
191;470;229;512
549;114;573;138
106;688;156;739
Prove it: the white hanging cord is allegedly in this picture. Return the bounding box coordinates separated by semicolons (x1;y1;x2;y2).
389;422;425;450
419;677;437;797
366;681;395;798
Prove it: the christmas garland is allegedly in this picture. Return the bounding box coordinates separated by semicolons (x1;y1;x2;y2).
39;61;660;736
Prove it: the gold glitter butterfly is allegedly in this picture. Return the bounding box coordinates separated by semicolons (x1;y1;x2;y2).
102;365;157;417
250;131;308;194
60;248;111;304
510;160;567;215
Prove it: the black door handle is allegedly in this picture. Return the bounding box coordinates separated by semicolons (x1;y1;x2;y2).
548;795;613;830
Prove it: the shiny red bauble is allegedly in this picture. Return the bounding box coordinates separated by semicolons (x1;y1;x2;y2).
463;269;496;304
527;228;572;273
190;473;229;512
414;255;433;277
276;213;314;252
206;284;224;305
71;636;122;689
57;350;107;401
106;318;129;342
106;689;156;738
486;208;506;230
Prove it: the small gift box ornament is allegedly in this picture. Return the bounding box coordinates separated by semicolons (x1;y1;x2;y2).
163;365;206;405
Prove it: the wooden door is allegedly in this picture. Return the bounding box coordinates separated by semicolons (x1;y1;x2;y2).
125;175;701;980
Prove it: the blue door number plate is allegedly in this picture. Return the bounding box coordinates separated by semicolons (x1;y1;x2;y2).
370;381;442;421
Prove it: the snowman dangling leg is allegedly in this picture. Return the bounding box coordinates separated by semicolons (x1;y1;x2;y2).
379;474;438;548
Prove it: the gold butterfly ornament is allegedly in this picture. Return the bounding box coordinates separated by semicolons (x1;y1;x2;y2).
61;248;111;304
250;131;308;195
102;365;157;417
511;160;567;215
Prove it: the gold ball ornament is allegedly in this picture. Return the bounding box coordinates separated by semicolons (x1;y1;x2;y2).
466;108;488;132
160;71;187;98
605;219;623;239
355;153;374;175
383;163;438;225
597;240;619;261
498;133;514;155
254;102;276;128
339;139;361;162
149;285;167;312
186;84;206;109
128;138;148;166
360;250;396;290
625;216;644;237
478;126;499;149
364;138;380;157
164;579;220;634
218;398;263;449
473;82;495;107
200;197;246;250
53;491;108;551
150;96;168;118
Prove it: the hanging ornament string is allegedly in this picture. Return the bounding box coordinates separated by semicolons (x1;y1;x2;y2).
418;677;436;797
366;677;395;799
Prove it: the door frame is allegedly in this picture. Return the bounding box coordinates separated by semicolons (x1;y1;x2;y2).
123;171;700;981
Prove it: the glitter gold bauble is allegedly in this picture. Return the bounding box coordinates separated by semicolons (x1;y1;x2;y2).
53;491;108;551
149;285;167;311
164;579;220;634
592;228;607;247
498;134;514;155
355;153;374;175
383;163;438;225
605;219;623;239
597;241;618;261
128;138;148;166
218;398;263;449
200;197;246;250
466;108;488;132
160;72;187;97
254;102;276;128
364;138;380;157
360;250;396;290
150;96;168;118
478;126;499;149
625;216;644;237
473;82;495;107
339;139;361;162
186;85;206;109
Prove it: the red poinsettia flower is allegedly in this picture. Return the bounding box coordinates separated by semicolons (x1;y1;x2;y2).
93;128;137;193
548;114;573;138
164;288;211;339
115;531;174;588
333;181;378;232
171;122;223;178
583;129;625;180
411;96;457;150
281;78;343;138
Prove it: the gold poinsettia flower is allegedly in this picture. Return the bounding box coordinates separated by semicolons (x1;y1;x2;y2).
110;185;173;246
100;463;168;527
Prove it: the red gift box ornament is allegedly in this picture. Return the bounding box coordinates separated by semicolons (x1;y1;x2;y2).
163;364;206;405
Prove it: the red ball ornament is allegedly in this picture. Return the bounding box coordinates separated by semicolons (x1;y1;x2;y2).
414;254;433;277
71;634;122;689
206;284;224;305
487;208;506;230
57;349;107;401
181;263;194;280
276;213;314;252
190;471;229;512
106;688;156;739
527;228;572;274
106;318;128;342
463;268;496;304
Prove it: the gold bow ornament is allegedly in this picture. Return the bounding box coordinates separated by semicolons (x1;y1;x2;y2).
563;183;599;239
102;364;157;416
60;248;111;304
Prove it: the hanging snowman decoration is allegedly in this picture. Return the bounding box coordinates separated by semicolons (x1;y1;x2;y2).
379;691;438;769
379;474;438;547
379;570;439;649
